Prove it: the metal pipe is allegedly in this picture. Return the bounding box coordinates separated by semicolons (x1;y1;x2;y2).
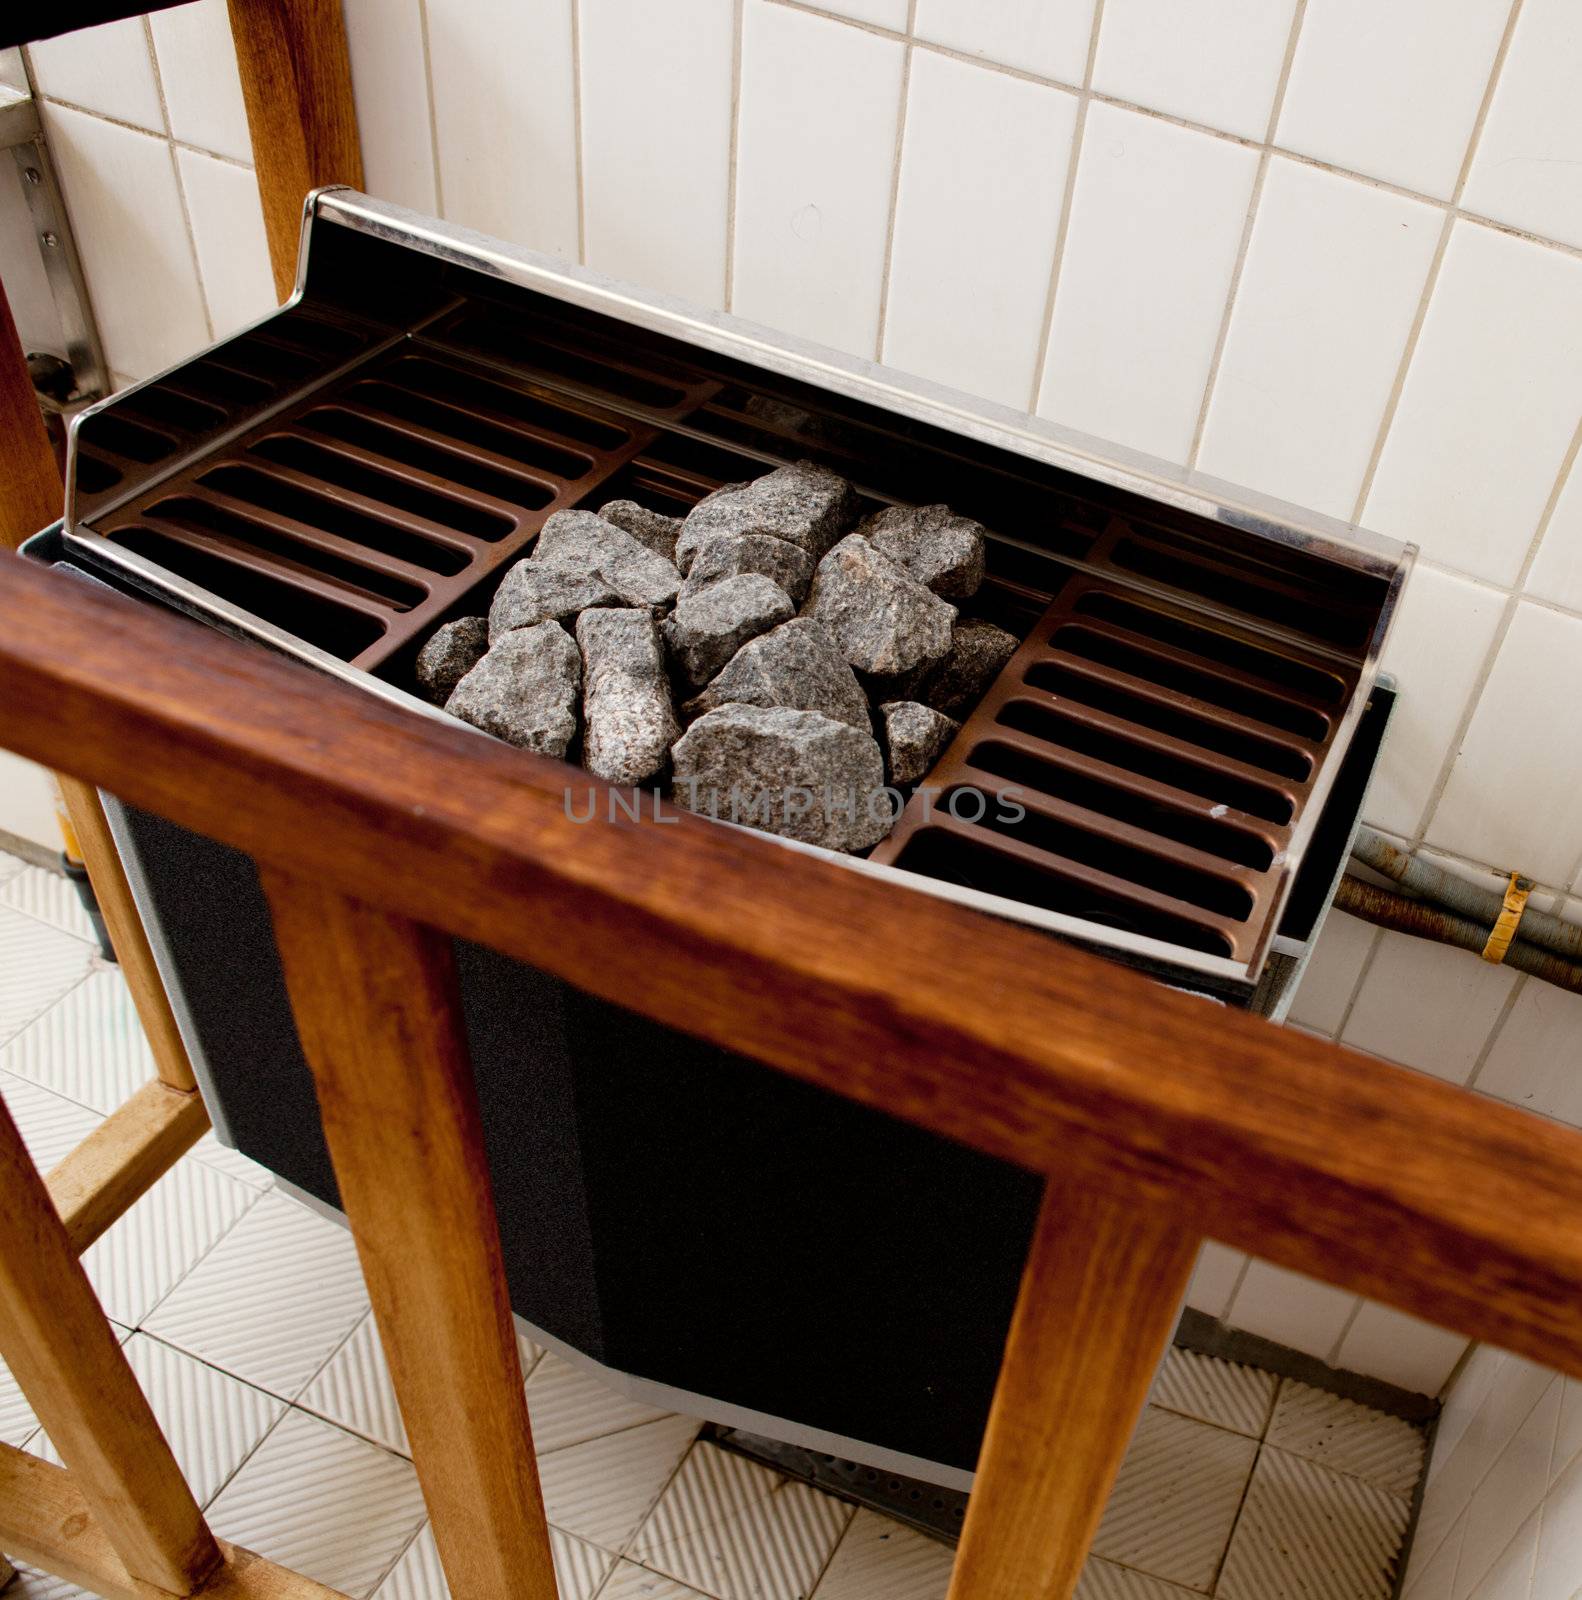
1352;827;1582;962
1334;877;1582;995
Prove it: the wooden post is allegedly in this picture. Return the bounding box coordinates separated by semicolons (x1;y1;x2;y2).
226;0;364;299
0;1098;220;1595
947;1177;1199;1600
261;874;559;1600
0;286;60;549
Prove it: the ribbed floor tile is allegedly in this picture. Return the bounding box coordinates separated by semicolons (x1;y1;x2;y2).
146;1190;370;1398
525;1352;671;1455
632;1441;852;1600
1153;1348;1277;1439
1075;1556;1211;1598
301;1311;540;1456
814;1508;952;1600
0;906;93;1045
1;1355;41;1449
83;1155;256;1327
374;1521;614;1600
1266;1382;1427;1495
0;1069;101;1170
1;866;98;943
2;966;154;1112
538;1413;701;1552
0;849;26;885
601;1561;714;1598
191;1130;275;1189
7;1564;95;1598
208;1409;427;1598
1092;1407;1259;1591
1216;1444;1411;1600
32;1333;282;1505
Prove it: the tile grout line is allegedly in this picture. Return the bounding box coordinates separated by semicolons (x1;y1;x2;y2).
1185;0;1310;472
1333;926;1389;1040
138;16;217;347
1460;971;1529;1093
34;91;259;169
1022;0;1106;417
721;0;745;312
1349;0;1525;530
1324;1296;1366;1369
869;0;918;364
570;0;588;266
416;0;445;217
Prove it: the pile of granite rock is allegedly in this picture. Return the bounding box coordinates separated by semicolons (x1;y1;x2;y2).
414;460;1018;853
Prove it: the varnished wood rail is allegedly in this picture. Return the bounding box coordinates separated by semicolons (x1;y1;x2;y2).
3;541;1582;1598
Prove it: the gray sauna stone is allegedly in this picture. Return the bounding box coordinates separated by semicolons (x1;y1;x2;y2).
415;616;489;703
674;461;858;572
446;621;581;757
680;532;816;608
662;574;796;688
924;619;1019;718
576;608;679;786
684;617;870;731
879;701;959;787
860;503;986;601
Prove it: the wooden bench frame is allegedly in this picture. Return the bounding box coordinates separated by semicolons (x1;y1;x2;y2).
5;5;1582;1595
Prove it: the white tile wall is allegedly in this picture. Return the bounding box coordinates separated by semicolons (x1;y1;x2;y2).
175;148;275;340
1091;0;1296;140
426;0;580;259
1333;1303;1468;1398
1038;103;1258;461
1223;1261;1358;1361
580;0;734;307
1285;911;1376;1036
1463;0;1582;251
911;0;1096;83
1366;562;1506;837
342;0;438;215
148;0;254;165
1430;603;1582;884
1275;0;1511;198
1525;454;1582;614
732;0;904;354
1196;158;1439;518
882;50;1076;407
1473;978;1582;1123
27;16;164;132
1364;223;1582;587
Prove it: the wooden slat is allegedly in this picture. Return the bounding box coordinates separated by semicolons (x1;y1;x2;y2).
0;286;60;551
54;775;200;1093
225;0;363;299
948;1179;1198;1600
0;1097;219;1594
6;551;1582;1375
0;1444;349;1600
47;1080;210;1254
261;874;559;1600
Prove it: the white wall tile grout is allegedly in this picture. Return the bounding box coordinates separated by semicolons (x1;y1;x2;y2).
416;0;444;217
1020;0;1104;415
570;0;587;265
721;0;745;311
1184;0;1309;469
869;0;919;359
33;92;258;169
1332;925;1388;1040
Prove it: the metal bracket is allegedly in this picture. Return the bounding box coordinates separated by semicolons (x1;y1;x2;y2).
0;61;109;406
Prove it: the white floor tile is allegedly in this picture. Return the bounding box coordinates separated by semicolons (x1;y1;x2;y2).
601;1561;714;1599
32;1333;282;1506
1075;1557;1201;1599
5;1564;97;1600
0;1354;41;1450
0;1069;102;1171
0;849;28;886
0;866;98;944
1092;1407;1259;1590
1266;1382;1427;1495
192;1130;276;1190
524;1352;670;1456
83;1154;256;1327
301;1311;539;1457
1216;1444;1411;1600
0;906;94;1046
814;1508;953;1600
538;1413;701;1552
208;1409;427;1598
1152;1348;1276;1439
2;966;158;1113
631;1441;852;1600
376;1520;614;1600
145;1189;370;1399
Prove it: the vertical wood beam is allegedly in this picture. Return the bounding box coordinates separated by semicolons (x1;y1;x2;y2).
261;873;559;1600
947;1177;1199;1600
53;776;201;1093
226;0;364;299
0;285;61;551
0;1098;220;1595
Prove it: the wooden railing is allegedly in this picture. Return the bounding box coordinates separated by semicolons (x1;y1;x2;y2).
2;544;1582;1598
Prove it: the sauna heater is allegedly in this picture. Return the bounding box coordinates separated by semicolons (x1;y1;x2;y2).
25;189;1408;1491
